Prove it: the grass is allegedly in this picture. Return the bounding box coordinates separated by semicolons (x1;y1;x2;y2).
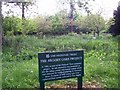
2;59;39;88
0;56;2;89
2;34;119;88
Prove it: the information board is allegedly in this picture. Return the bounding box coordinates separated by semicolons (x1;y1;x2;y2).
38;50;84;82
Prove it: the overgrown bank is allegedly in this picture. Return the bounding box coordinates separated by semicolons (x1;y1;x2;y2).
2;34;119;88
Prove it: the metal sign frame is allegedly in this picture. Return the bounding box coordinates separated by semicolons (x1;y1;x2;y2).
38;50;84;90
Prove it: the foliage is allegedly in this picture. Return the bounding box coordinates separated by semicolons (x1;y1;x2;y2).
3;16;22;35
2;34;119;88
2;16;38;35
34;16;52;35
109;5;120;36
79;14;105;36
23;19;37;34
2;11;107;36
1;0;118;88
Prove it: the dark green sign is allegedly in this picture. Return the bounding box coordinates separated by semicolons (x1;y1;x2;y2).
38;50;84;90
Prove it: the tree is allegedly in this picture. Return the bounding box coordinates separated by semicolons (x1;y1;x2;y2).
57;0;95;33
51;11;70;35
3;16;22;35
3;0;37;19
105;18;115;33
81;14;105;36
33;16;52;36
109;1;120;36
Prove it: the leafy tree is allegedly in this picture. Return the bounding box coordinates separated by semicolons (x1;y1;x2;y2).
105;18;115;32
23;19;37;34
34;16;52;35
3;16;22;35
56;10;69;29
80;14;105;36
109;2;120;36
1;0;38;36
50;12;69;35
57;0;95;33
3;0;37;19
75;14;106;35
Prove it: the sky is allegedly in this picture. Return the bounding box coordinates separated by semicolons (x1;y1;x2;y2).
2;0;120;20
91;0;120;20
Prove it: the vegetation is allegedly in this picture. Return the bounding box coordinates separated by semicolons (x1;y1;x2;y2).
108;4;120;36
1;1;119;89
2;34;119;88
75;14;106;36
2;13;106;37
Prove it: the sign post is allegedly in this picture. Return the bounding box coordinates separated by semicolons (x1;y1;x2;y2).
38;50;84;90
40;81;45;90
78;77;82;90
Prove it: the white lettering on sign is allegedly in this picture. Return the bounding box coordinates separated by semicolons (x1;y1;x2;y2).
56;54;69;57
41;59;47;63
42;57;82;63
48;53;78;58
69;53;77;56
41;62;82;81
46;54;50;58
70;57;82;60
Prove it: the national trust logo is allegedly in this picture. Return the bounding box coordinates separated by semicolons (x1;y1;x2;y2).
46;54;50;58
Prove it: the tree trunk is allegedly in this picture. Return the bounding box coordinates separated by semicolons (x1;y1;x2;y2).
70;0;74;33
22;2;26;35
0;1;2;52
93;31;95;37
0;1;2;89
97;31;99;37
22;2;25;20
96;27;100;37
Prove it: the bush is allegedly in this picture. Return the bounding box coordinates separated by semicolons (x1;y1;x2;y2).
3;16;22;35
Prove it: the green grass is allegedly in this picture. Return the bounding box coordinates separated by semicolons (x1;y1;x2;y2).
2;59;39;88
2;34;119;88
0;59;2;89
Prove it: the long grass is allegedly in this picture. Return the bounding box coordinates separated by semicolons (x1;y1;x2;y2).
2;34;119;88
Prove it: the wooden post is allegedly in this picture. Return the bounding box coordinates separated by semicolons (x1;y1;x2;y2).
78;77;82;90
40;82;45;90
